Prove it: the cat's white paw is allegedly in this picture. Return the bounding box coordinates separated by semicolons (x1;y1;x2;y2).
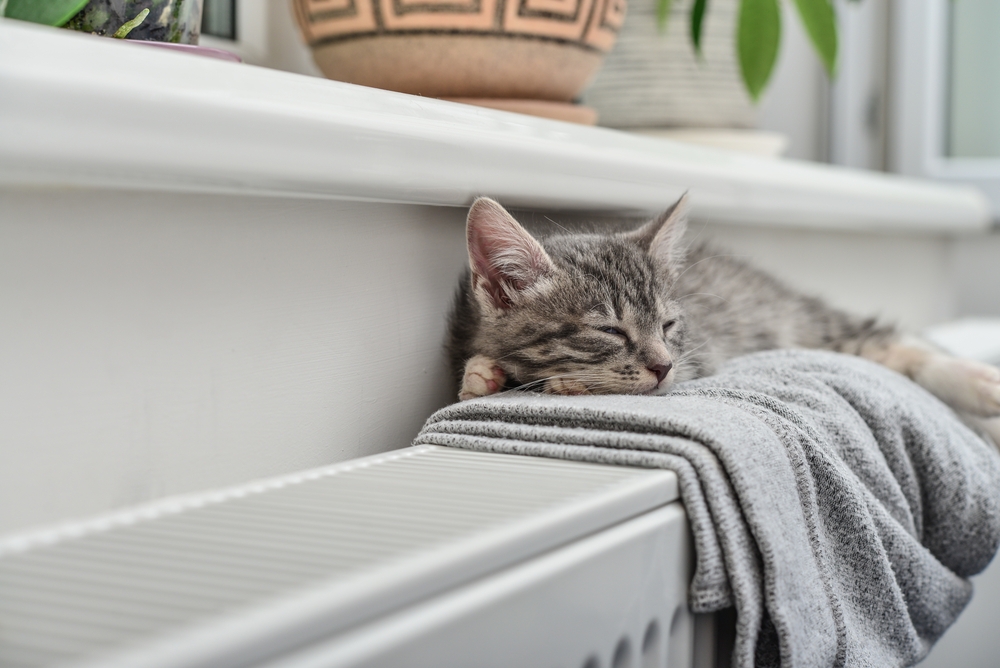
547;377;591;396
915;355;1000;417
459;355;507;401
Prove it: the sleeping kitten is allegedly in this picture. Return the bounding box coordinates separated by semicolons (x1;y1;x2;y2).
446;195;1000;427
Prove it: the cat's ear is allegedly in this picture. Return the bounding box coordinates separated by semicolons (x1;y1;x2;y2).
631;193;689;270
466;197;555;310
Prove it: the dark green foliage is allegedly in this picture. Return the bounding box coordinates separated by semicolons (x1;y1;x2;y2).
738;0;781;100
3;0;90;26
659;0;848;100
690;0;707;54
792;0;837;76
657;0;674;32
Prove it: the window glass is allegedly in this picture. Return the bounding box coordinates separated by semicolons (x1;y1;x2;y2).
201;0;236;40
948;0;1000;157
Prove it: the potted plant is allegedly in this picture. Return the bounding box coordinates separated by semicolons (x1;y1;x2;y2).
290;0;627;123
2;0;202;43
291;0;847;124
662;0;845;99
583;0;849;130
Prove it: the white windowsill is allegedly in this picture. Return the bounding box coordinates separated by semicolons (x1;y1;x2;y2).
0;20;991;233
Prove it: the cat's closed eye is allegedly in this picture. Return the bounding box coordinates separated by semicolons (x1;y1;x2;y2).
597;326;628;340
663;320;677;334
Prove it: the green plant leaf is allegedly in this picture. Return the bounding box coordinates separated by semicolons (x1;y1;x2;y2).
3;0;90;26
657;0;674;32
738;0;781;101
691;0;708;54
792;0;837;77
113;6;148;37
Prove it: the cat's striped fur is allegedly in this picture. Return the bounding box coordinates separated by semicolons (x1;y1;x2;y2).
446;196;1000;431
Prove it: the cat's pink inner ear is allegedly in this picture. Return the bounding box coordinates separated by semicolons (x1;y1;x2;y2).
635;193;689;268
466;198;554;309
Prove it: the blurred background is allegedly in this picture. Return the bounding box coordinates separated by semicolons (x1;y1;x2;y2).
3;2;1000;664
196;0;1000;333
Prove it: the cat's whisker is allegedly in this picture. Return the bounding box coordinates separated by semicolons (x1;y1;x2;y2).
677;219;710;252
676;339;711;362
667;254;749;296
677;348;709;361
542;215;571;234
675;292;730;304
509;373;585;393
675;351;712;368
510;371;637;395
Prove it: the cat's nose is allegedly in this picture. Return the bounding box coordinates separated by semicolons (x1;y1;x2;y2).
648;362;673;384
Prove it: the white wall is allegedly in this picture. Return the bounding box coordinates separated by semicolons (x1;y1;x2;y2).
699;223;955;331
952;232;1000;317
261;0;323;76
224;0;321;76
0;191;467;535
828;0;890;171
755;1;831;162
2;187;972;538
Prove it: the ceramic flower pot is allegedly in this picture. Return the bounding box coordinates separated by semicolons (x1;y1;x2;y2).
291;0;625;105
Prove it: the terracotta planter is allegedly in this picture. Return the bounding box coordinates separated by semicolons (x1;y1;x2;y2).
291;0;626;104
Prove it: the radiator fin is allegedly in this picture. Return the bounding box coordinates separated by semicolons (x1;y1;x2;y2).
0;446;676;668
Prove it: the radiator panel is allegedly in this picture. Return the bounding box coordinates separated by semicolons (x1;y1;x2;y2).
264;504;693;668
0;446;679;668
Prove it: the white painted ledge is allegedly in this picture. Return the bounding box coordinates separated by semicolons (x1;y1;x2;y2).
0;20;991;232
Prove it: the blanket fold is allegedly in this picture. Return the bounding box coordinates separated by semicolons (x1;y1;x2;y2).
414;350;1000;667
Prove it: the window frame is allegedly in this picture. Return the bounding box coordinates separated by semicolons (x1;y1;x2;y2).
889;0;1000;220
199;0;269;64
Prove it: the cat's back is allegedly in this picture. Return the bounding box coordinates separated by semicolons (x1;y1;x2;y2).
676;241;799;306
673;240;865;374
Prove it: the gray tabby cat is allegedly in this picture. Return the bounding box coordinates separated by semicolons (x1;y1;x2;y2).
447;195;1000;429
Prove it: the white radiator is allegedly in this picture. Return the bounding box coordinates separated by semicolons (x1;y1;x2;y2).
0;446;696;668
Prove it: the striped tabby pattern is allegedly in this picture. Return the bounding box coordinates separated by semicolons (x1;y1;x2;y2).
447;196;897;397
447;197;1000;445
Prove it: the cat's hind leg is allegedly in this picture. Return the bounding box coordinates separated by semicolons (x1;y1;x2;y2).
864;337;1000;418
911;353;1000;417
459;355;507;401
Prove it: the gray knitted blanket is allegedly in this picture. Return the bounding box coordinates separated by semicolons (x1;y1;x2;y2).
415;350;1000;667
